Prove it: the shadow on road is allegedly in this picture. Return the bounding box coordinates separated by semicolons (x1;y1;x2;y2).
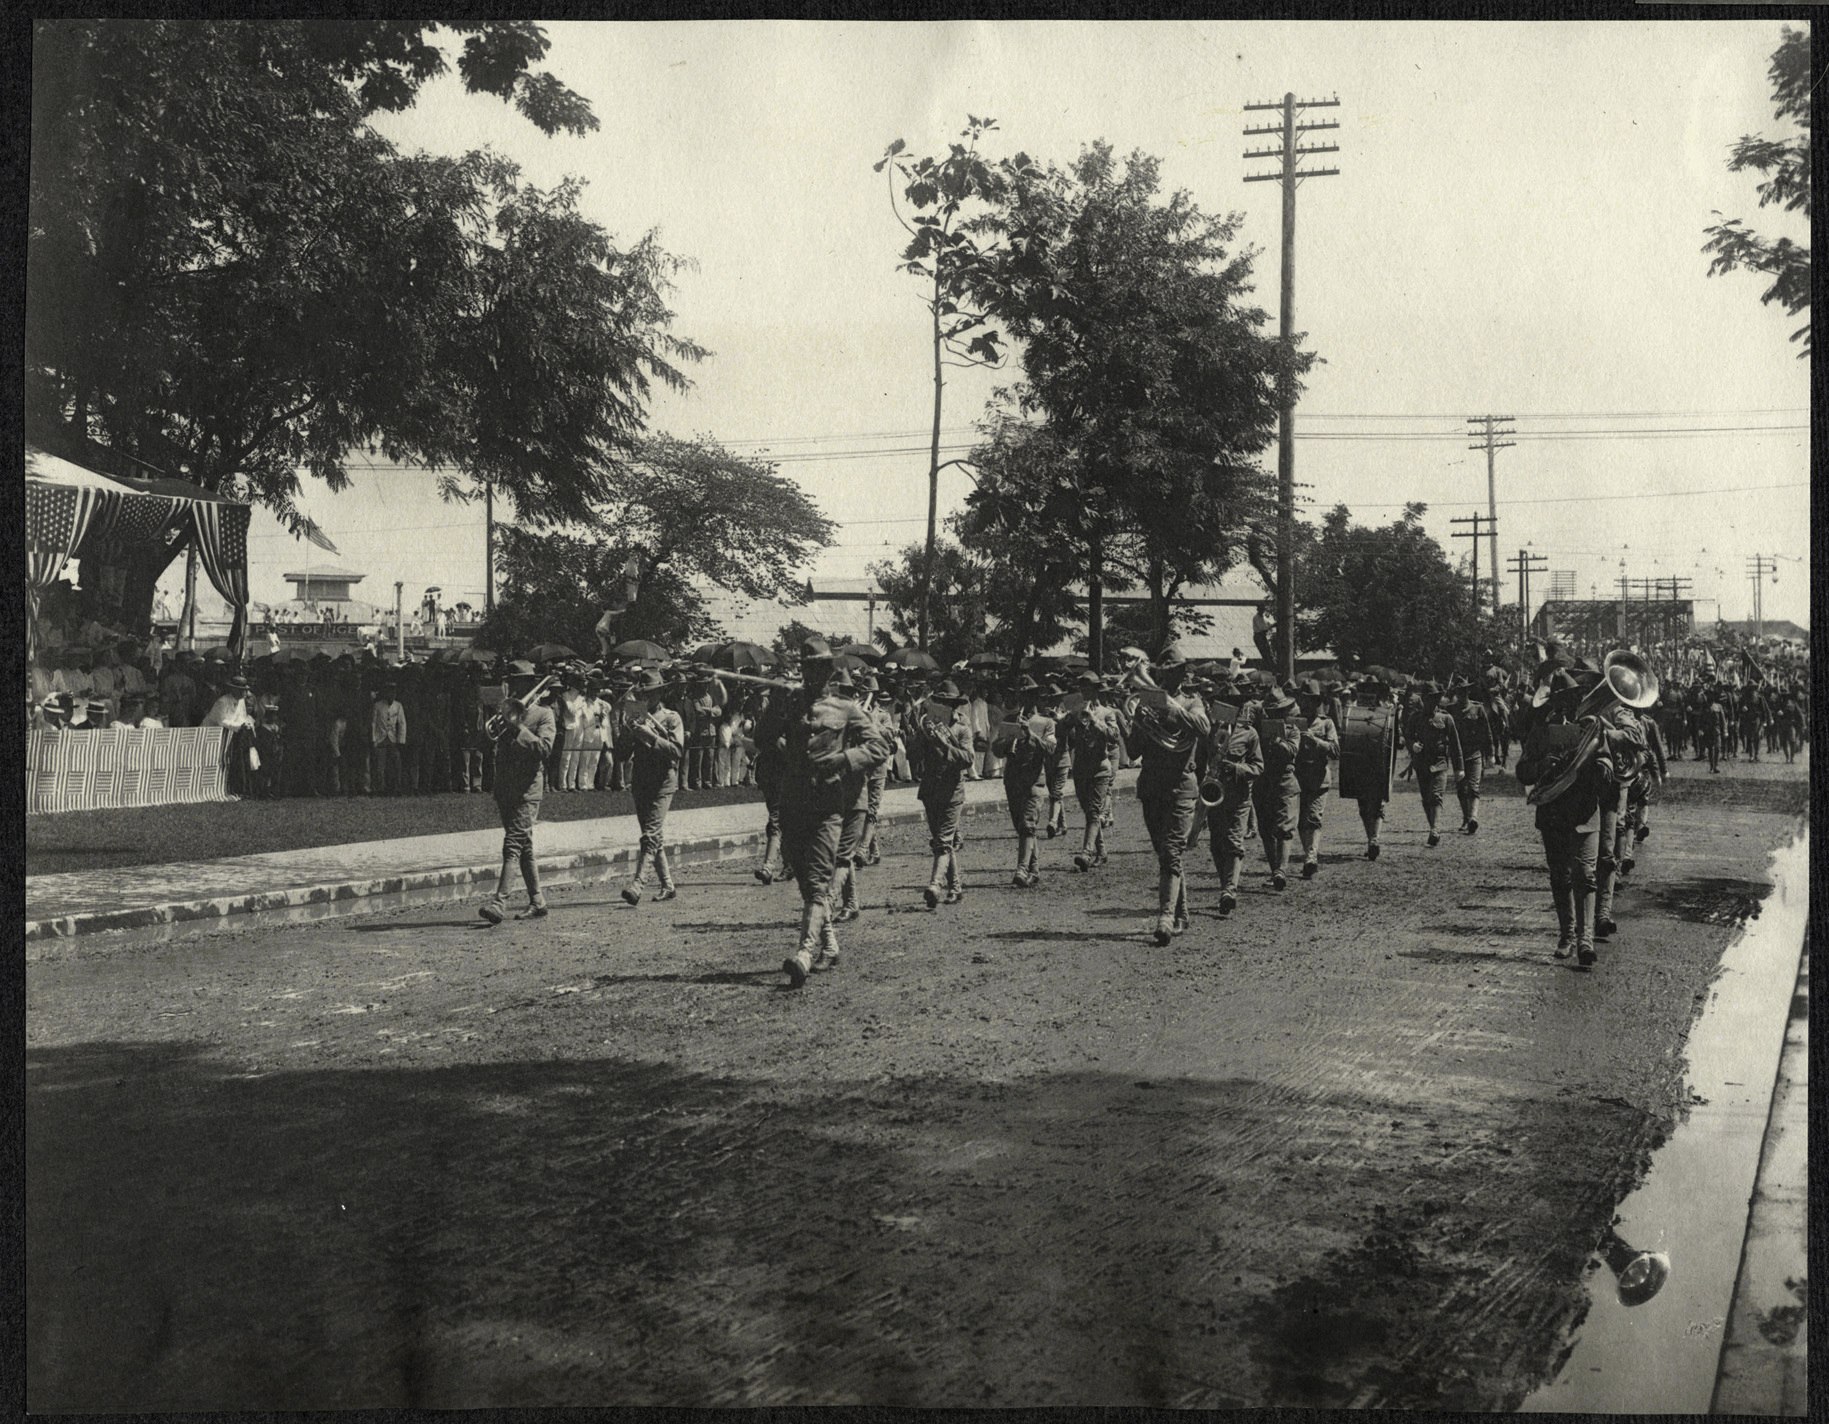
25;1037;1643;1413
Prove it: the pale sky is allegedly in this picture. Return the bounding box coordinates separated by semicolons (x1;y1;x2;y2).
175;19;1812;629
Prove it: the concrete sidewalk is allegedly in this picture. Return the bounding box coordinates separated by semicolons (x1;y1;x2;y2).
26;774;1130;944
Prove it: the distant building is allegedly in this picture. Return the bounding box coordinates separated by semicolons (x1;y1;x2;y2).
282;567;366;605
1532;598;1694;650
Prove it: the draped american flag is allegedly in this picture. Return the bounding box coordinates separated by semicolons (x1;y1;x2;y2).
26;480;104;588
82;490;184;555
193;499;253;660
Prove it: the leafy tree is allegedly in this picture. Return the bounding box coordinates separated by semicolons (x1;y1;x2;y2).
967;142;1301;667
869;539;994;668
1703;27;1812;354
480;435;834;656
1294;503;1508;678
874;119;1022;648
27;21;701;630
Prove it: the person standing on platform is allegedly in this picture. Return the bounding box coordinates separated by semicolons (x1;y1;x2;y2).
1405;681;1463;847
992;677;1054;888
1128;645;1211;947
618;667;686;904
1291;678;1340;879
779;653;891;987
478;661;556;924
914;678;977;908
1251;602;1277;669
1445;677;1495;835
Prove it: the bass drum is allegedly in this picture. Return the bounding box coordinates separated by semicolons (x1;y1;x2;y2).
1338;702;1399;803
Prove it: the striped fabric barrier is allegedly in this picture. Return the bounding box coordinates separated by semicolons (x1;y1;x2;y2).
26;726;230;814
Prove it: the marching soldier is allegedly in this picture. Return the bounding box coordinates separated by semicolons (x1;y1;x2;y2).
913;678;977;907
991;676;1055;888
620;667;686;905
1203;695;1263;916
1064;671;1124;871
1618;701;1667;882
1350;677;1395;860
750;685;793;884
1292;678;1340;878
1405;681;1463;847
828;669;882;923
478;661;557;924
1128;645;1211;947
1042;677;1073;838
779;651;892;987
1592;696;1649;942
857;672;897;868
1445;677;1495;835
1251;687;1303;890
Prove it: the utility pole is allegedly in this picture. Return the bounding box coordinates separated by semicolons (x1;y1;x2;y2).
1466;416;1515;614
181;542;199;651
484;483;496;616
1449;513;1494;611
1245;92;1340;680
1745;554;1772;638
1507;548;1548;650
395;581;406;664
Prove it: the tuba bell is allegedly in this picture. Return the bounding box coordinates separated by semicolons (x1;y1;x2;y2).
1199;774;1226;809
1574;648;1660;720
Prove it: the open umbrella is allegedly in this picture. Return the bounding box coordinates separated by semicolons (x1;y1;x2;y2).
835;641;883;663
526;642;578;663
884;647;939;671
708;641;778;671
831;652;870;671
966;651;1008;669
613;639;670;663
453;645;496;665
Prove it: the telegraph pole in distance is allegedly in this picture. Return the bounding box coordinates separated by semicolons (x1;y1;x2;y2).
1466;415;1515;614
1745;554;1772;638
1246;92;1340;679
1450;513;1494;611
1507;548;1548;651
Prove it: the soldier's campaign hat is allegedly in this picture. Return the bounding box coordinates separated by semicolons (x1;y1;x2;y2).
825;666;858;691
634;667;668;691
225;675;251;692
504;659;539;680
800;637;834;662
1417;679;1441;696
929;678;969;704
1156;642;1188;668
1297;677;1324;698
1261;688;1299;718
1012;674;1043;694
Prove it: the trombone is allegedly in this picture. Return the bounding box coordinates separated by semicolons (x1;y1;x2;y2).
485;673;558;740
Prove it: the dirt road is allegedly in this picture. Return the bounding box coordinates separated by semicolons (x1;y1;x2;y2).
25;757;1807;1409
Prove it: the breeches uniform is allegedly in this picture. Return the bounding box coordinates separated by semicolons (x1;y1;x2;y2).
784;786;849;903
922;787;965;854
1416;766;1448;812
1297;785;1328;832
633;773;675;856
1072;758;1113;822
1539;822;1598;943
1457;753;1485;820
1138;771;1198;879
498;792;542;861
1595;782;1626;924
866;767;889;822
1207;788;1254;892
1005;773;1045;836
1357;795;1387;843
1252;778;1297;855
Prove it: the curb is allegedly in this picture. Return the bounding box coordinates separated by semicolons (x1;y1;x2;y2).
24;788;1051;946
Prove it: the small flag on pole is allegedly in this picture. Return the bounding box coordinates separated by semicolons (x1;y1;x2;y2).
299;518;339;555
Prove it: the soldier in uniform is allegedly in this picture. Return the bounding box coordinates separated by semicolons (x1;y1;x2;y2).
478;660;557;924
991;676;1055;888
1444;677;1495;835
1348;676;1395;860
1041;677;1073;839
1618;698;1667;882
1063;671;1123;871
1405;681;1463;847
857;672;897;868
779;652;892;987
1128;645;1211;947
829;669;885;924
1251;687;1303;891
750;685;793;884
1202;694;1263;916
914;679;976;907
1291;678;1340;878
620;667;687;905
1592;693;1649;942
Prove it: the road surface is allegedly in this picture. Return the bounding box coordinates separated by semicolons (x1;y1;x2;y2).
25;755;1806;1409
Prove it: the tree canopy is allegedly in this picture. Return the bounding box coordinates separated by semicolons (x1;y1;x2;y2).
480;435;835;655
964;142;1300;665
1703;26;1813;354
28;20;702;627
1294;503;1507;678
